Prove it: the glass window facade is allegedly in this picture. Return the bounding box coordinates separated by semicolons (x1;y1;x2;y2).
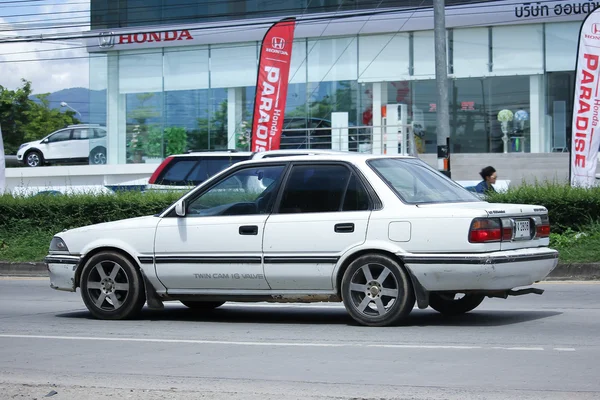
89;20;582;164
90;0;487;29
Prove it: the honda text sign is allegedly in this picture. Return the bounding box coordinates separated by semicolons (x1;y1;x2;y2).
251;18;296;152
572;9;600;187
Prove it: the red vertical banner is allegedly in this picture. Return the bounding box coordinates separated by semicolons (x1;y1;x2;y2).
251;17;296;152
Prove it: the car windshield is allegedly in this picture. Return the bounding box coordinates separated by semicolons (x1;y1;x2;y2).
368;158;480;204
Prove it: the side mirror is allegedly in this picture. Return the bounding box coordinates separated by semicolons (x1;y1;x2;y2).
174;200;186;217
41;139;48;144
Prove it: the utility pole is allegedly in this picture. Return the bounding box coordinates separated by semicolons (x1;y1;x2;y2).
433;0;451;178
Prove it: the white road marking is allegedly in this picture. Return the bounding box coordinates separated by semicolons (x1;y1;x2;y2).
491;346;544;351
0;334;575;352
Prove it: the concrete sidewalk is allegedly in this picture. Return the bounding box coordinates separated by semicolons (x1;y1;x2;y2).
1;261;599;280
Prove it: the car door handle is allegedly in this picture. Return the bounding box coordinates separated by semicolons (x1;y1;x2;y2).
239;225;259;235
334;223;355;233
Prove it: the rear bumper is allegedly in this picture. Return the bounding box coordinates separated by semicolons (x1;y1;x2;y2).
401;248;558;291
45;255;80;292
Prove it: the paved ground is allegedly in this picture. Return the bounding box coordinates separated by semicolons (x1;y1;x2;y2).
0;277;599;399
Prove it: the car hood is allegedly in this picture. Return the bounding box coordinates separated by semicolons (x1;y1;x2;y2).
60;215;160;237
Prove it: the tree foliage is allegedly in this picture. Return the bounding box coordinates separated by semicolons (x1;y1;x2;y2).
0;79;80;154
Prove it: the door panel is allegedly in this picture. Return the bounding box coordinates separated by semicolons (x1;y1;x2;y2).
154;163;287;291
154;215;269;290
44;129;72;160
263;211;370;290
262;163;373;290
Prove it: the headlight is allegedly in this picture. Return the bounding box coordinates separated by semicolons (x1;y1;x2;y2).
49;237;69;252
18;143;28;150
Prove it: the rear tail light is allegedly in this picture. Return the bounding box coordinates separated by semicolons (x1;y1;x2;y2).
469;218;502;243
148;156;174;185
536;214;550;238
501;219;513;241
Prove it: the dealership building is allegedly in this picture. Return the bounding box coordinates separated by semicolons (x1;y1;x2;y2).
85;0;599;182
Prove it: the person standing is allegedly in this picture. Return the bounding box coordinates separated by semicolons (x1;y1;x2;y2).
474;166;497;194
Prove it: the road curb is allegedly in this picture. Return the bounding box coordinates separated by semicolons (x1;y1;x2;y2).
1;261;599;280
0;262;48;277
546;263;600;281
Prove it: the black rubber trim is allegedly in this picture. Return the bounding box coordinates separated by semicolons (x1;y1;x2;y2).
138;256;154;264
44;256;80;265
154;256;262;264
402;252;558;265
264;257;339;264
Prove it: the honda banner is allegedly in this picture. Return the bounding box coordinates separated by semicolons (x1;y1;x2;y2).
571;8;600;187
251;17;296;152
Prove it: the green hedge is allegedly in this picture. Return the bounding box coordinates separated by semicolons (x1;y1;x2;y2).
486;184;600;234
1;184;599;235
0;190;183;234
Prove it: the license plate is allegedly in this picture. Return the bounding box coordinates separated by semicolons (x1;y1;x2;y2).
514;219;531;239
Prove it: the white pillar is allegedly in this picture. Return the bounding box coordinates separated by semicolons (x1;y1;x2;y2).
530;74;545;153
331;112;349;151
107;53;126;164
385;104;399;155
227;88;243;150
372;82;388;155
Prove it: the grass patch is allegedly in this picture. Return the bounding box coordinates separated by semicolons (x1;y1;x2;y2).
0;229;55;263
549;222;600;264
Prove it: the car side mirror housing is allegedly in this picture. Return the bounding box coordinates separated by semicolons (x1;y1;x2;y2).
174;200;186;217
41;139;48;144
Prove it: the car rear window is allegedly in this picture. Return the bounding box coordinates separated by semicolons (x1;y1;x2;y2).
368;158;480;204
155;155;251;186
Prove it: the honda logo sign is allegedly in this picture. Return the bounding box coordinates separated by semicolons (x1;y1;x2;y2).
98;32;115;48
271;37;286;50
593;23;600;35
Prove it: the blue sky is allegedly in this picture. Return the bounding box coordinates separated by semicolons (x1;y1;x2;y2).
0;0;90;93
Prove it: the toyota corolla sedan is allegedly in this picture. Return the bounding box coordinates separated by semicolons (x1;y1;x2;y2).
45;154;558;327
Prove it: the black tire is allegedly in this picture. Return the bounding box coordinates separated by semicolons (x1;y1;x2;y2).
25;150;44;167
80;251;146;320
341;254;415;327
180;301;225;310
429;293;485;316
89;148;107;165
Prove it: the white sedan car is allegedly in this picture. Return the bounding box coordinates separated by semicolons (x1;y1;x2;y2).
46;154;558;327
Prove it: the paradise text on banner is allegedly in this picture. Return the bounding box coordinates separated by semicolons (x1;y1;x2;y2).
571;9;600;187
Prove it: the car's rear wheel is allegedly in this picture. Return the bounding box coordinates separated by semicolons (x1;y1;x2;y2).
80;251;146;320
89;148;107;165
25;150;43;167
429;293;485;316
341;254;415;327
180;301;225;310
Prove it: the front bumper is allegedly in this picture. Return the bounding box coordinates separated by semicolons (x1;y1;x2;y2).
401;248;559;291
45;255;81;292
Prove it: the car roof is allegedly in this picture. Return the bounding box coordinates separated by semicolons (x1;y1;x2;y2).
236;152;417;166
173;151;254;158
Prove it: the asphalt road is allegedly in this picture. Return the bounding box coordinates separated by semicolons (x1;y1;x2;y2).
0;278;599;400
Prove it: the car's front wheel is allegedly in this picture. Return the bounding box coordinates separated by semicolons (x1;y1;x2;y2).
429;293;485;316
25;150;43;167
341;254;415;327
80;251;146;320
180;301;225;310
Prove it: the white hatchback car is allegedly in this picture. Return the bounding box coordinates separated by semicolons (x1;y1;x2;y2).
16;124;107;167
46;154;558;327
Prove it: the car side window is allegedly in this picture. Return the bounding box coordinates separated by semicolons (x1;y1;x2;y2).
94;128;107;138
72;129;90;140
186;165;285;217
47;130;72;143
278;164;365;214
342;174;370;211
